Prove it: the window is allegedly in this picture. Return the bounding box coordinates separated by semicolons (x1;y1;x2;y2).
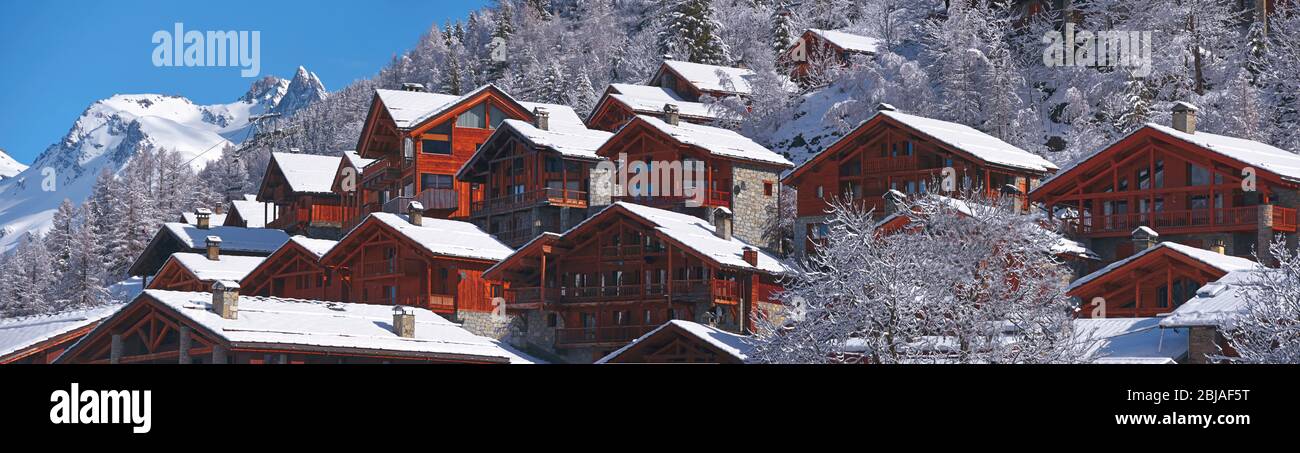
763;181;774;197
1187;163;1210;186
546;313;558;327
421;173;454;190
644;310;653;325
422;139;451;155
1154;160;1164;188
489;105;507;129
545;156;563;172
457;104;487;128
817;185;824;198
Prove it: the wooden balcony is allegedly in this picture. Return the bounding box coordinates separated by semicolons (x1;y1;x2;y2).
1062;206;1275;237
863;156;919;173
380;294;457;313
616;189;731;208
503;280;740;306
472;188;588;216
1274;207;1298;232
555;324;658;347
361;260;398;277
267;204;346;230
361;158;402;190
382;189;459;214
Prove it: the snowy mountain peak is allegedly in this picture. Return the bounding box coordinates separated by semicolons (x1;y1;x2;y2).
239;75;290;108
0;148;27;179
271;66;327;116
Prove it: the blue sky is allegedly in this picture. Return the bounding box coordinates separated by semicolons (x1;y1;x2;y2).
0;0;487;164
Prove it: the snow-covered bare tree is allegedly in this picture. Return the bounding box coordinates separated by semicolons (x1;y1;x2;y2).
1216;238;1300;363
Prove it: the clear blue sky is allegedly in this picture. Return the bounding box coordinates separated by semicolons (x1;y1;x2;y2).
0;0;487;164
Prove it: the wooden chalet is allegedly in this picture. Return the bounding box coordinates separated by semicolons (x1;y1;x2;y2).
484;202;786;363
587;83;722;132
333;151;376;230
318;210;513;316
55;288;535;364
1160;266;1262;363
146;240;266;292
595;320;751;364
779;28;881;82
458;108;612;247
352;83;574;225
783;105;1058;259
596;111;793;250
648;60;757;102
127;219;289;278
0;305;123;364
257;151;345;238
239;236;337;300
223;194;271;228
1067;240;1256;319
1030;104;1300;264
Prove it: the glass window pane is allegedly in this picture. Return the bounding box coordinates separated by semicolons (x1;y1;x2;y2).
489;105;507;129
457;104;486;128
422;139;451;155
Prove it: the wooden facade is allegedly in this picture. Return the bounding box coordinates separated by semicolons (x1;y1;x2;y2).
240;239;333;301
334;152;376;231
257;153;345;237
1068;244;1252;319
586;85;718;133
598;321;747;364
778;29;877;83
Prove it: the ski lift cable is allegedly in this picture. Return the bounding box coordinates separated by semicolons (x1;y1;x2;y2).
182;113;282;167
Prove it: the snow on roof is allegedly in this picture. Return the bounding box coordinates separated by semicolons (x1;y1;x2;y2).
596;320;751;363
163;223;289;254
516;102;587;130
366;213;514;262
807;28;882;54
168;253;266;282
1052;237;1101;260
614;202;788;274
1161;268;1262;328
0;304;124;359
228;198;271;228
497;119;611;160
141;290;535;363
661;60;757;95
1068;242;1257;292
288;235;337;258
341;150;375;169
1073;317;1187;364
181;211;228;226
875;110;1058;173
605;84;720;120
635;115;793;167
374;89;461;129
270;152;343;195
1145;123;1300;182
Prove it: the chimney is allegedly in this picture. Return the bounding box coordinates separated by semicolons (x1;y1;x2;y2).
876;103;898;112
1131;226;1159;252
195;208;212;229
663;54;675;61
205;235;222;261
1172;102;1198;134
212;280;239;320
713;207;733;241
742;246;758;267
407;201;424;226
393;306;416;338
533;107;550;131
664;104;681;126
1211;239;1226;255
401;82;426;92
884;189;906;215
213;203;225;215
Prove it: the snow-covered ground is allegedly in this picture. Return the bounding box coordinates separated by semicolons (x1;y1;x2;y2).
0;149;26;180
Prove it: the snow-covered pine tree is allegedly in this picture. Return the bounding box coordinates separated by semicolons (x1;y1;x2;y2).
660;0;731;65
770;3;796;58
45;198;77;296
62;201;109;309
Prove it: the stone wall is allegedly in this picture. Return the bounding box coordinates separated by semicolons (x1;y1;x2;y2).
1186;326;1220;364
731;163;783;251
588;161;613;208
792;214;830;261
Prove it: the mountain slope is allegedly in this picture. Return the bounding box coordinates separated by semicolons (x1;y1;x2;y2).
0;149;26;180
271;66;327;117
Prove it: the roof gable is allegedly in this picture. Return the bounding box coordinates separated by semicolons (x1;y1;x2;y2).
260;152;344;197
599;115;793;168
323;213;513;265
1067;242;1257;294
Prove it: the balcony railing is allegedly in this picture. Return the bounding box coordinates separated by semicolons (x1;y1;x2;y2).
501;280;743;306
864;156;919;173
376;294;457;312
1274;207;1298;232
616;190;731;208
362;260;398;277
383;189;459;214
556;325;658;346
472;188;588;216
361;158;402;189
1062;207;1264;236
267;204;346;230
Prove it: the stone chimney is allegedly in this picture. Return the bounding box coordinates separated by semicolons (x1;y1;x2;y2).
205;235;222;261
663;104;681;126
1172;102;1198;134
1131;226;1159;252
393;306;416;338
195;208;212;229
533;107;550;131
407;201;424;226
212;280;239;320
713;207;733;241
401;82;426;92
1211;239;1226;255
742;246;758;267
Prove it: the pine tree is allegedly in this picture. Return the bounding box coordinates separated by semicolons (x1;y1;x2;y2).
770;4;796;58
660;0;731;65
45;198;77;294
63;201;108;309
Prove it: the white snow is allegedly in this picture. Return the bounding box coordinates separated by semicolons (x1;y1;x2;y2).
139;290;536;363
375;84;588;132
807;28;882;54
0;304;124;360
1145;123;1300;182
494;119;612;160
595;319;752;363
604;83;720;120
181;211;228;226
162;222;290;254
659;60;757;95
634;115;794;167
165;253;266;283
1160;268;1261;328
359;213;515;262
270;152;343;195
0;149;26;179
875;110;1058;173
341;150;375;171
613;202;788;274
288;235;337;258
1073;317;1188;364
228;196;272;228
1068;242;1258;292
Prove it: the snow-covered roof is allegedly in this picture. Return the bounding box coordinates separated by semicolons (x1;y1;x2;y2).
363;213;514;262
595;320;752;363
1073;317;1187;364
166;253;266;282
614;202;788;274
288;235;337;258
1145;123;1300;182
660;60;757;95
341;150;375;170
634;115;793;167
181;211;228;226
139;290;536;363
1068;242;1257;292
496;119;611;160
228;198;271;228
807;28;882;54
605;84;720;120
270;152;343;195
374;89;462;129
0;304;124;360
163;223;290;254
1160;268;1263;328
874;110;1058;173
